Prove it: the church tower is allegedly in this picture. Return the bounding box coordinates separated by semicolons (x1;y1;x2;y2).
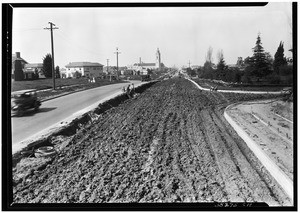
155;48;161;70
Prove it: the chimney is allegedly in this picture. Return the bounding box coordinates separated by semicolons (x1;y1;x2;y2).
16;52;21;59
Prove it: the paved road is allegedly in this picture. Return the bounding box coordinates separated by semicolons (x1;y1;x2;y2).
12;81;141;145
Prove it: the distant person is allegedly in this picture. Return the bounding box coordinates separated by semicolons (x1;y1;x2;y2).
126;84;131;98
130;83;135;97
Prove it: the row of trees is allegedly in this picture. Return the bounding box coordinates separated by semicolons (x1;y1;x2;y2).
194;34;293;84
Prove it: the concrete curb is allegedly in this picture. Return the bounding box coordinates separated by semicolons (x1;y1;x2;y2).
224;105;293;202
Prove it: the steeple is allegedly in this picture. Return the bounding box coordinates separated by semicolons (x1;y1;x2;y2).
156;48;161;70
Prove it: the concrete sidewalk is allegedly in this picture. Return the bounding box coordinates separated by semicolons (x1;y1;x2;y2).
187;78;284;94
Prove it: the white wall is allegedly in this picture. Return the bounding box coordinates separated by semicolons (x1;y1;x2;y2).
65;66;103;78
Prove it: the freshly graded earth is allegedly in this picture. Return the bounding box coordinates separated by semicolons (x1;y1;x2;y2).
13;78;291;205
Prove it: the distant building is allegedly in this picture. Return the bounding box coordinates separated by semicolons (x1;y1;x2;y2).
127;48;165;75
65;62;104;78
24;63;45;79
12;52;28;81
191;65;201;70
60;67;67;78
287;49;293;65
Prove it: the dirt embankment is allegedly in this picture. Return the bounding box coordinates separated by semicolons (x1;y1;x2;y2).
13;78;290;205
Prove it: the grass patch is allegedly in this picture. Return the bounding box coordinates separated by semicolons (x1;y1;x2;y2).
11;78;126;92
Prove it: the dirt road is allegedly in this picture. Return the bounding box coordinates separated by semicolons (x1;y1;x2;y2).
13;78;291;205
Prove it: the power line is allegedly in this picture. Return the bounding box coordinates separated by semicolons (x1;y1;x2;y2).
13;28;44;32
55;31;107;58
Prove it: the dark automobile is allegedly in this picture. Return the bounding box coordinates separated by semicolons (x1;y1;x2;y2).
141;74;151;82
11;89;41;116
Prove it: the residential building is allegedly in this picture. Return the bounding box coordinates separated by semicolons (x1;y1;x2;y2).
12;52;28;81
65;62;104;78
24;63;46;79
60;68;67;78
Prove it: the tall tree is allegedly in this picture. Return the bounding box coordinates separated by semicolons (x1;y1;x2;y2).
55;66;60;78
216;50;227;80
246;34;272;78
273;41;287;74
43;54;53;78
205;46;213;65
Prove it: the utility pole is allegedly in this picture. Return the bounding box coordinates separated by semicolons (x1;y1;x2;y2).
140;57;142;74
44;22;58;90
106;59;111;82
114;47;121;80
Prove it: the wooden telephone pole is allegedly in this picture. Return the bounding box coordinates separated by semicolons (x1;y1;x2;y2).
107;59;111;81
44;22;58;90
114;47;121;80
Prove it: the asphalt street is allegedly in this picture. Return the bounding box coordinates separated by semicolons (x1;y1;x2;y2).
11;80;141;145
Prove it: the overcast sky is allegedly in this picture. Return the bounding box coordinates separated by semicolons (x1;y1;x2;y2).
12;2;293;68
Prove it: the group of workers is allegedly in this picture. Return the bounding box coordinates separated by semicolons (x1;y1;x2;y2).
210;86;218;92
122;83;135;98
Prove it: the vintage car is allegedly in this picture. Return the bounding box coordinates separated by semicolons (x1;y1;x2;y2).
141;74;151;82
11;89;41;116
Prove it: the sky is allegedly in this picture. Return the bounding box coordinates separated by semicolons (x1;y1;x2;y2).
12;2;293;68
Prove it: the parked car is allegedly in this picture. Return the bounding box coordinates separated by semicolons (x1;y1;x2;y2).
11;89;41;116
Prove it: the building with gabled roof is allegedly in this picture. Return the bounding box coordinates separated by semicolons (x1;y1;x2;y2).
12;52;28;80
65;62;104;78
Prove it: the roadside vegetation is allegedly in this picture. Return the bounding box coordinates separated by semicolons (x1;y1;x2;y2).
185;34;293;86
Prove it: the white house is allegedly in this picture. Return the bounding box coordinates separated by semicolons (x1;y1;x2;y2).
65;62;104;78
24;63;46;79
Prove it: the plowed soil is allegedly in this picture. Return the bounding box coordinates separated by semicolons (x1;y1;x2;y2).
13;78;291;205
